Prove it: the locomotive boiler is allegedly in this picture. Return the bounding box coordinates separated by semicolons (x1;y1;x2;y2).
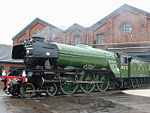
1;37;150;98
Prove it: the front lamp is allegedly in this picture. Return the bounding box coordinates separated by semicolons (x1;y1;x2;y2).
22;70;27;77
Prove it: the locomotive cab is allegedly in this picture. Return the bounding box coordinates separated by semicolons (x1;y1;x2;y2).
120;54;132;78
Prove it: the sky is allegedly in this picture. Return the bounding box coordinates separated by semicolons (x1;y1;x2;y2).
0;0;149;45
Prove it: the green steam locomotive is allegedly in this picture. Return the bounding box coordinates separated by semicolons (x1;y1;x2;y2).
1;37;150;97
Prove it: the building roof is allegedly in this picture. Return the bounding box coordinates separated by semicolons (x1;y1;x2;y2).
0;44;23;64
91;4;150;28
63;23;88;32
12;18;63;40
12;4;150;40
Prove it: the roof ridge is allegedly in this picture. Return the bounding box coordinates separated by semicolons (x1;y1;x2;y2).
12;18;63;40
12;4;150;40
64;23;87;32
90;4;150;28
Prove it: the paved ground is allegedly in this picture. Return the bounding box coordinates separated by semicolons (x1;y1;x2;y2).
0;87;150;113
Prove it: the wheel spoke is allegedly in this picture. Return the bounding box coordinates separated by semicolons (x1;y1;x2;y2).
60;74;78;95
46;83;57;96
96;73;109;92
20;83;35;98
80;72;95;93
8;84;20;96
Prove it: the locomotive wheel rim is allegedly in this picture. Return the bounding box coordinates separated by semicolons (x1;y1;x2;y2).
46;83;58;96
96;74;109;92
136;79;140;88
80;72;95;93
20;83;35;98
8;84;20;96
130;79;134;89
133;79;139;88
60;75;78;95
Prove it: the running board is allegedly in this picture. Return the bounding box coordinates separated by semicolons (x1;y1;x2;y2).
65;81;103;84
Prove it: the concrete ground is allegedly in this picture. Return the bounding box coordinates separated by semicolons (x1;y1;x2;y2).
0;87;149;113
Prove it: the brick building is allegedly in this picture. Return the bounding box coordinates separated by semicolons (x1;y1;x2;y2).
12;4;150;61
1;4;150;75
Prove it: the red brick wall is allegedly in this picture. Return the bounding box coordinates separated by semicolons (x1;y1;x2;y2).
92;8;150;46
12;6;150;53
13;21;65;45
65;27;87;45
13;20;48;45
147;18;150;41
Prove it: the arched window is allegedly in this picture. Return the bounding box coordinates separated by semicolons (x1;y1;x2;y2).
120;22;133;35
74;36;80;46
97;34;105;45
53;38;59;43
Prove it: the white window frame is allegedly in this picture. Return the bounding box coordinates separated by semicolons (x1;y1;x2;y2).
97;34;105;45
120;22;133;35
74;36;80;46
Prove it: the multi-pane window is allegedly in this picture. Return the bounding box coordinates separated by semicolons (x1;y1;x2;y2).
0;67;3;76
85;34;89;45
64;35;67;44
120;22;133;35
53;38;59;43
97;34;105;45
74;36;80;46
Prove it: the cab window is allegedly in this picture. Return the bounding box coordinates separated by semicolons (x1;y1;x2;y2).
121;57;128;64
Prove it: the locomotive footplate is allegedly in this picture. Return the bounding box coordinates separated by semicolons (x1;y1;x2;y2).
44;80;59;83
25;90;47;93
26;68;111;74
65;80;103;84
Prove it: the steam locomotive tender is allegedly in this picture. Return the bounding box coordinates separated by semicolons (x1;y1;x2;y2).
1;37;150;97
